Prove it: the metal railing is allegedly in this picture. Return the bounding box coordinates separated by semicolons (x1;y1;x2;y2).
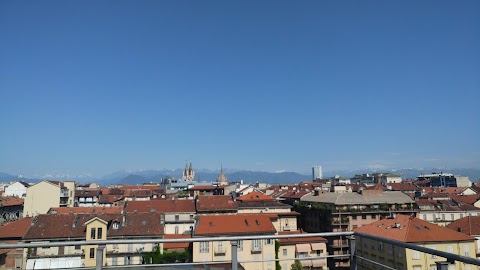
2;231;480;270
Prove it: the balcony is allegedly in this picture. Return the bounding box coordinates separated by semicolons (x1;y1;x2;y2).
5;232;480;270
214;246;226;255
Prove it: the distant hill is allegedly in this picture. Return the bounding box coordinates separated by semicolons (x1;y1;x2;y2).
2;167;479;186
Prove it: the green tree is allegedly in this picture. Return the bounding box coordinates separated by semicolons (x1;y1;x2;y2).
290;260;303;270
142;245;190;264
275;240;281;270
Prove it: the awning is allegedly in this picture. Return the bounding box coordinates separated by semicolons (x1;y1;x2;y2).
311;243;324;250
300;260;312;267
312;259;325;267
296;243;312;253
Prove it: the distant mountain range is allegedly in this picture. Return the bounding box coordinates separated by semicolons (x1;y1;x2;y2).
1;168;479;186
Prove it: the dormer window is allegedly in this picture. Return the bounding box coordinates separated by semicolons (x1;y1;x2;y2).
113;222;119;229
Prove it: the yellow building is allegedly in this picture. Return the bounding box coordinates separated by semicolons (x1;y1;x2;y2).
23;180;75;217
23;212;165;267
193;214;277;270
354;214;477;270
278;230;328;270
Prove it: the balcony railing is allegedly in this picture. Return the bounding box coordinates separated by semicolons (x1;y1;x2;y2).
2;231;479;270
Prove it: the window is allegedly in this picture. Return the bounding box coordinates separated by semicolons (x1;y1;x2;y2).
252;239;262;250
266;239;273;245
352;215;357;220
451;214;454;220
200;241;209;253
283;248;287;256
89;248;95;259
316;250;322;256
175;226;179;234
413;266;421;270
113;222;119;229
463;245;470;256
112;257;118;266
74;245;81;250
378;242;383;251
396;246;402;258
90;228;96;239
190;214;194;220
97;228;103;239
442;214;445;220
423;214;427;220
362;214;367;220
238;240;243;251
175;215;179;221
387;244;393;255
371;214;376;219
412;250;420;260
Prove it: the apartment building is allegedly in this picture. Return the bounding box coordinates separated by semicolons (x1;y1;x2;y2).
447;216;480;258
0;196;24;224
416;199;480;226
22;212;164;268
298;189;416;269
195;195;238;215
278;230;328;270
3;181;29;198
125;199;196;235
23;181;75;217
192;214;276;270
354;214;476;270
74;189;101;207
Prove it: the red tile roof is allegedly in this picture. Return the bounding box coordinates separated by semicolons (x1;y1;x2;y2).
75;189;101;197
451;194;480;205
48;206;122;214
125;199;195;213
23;213;164;240
98;195;123;204
195;214;276;236
354;214;474;243
0;196;23;207
387;183;421;191
164;234;191;249
236;191;275;201
118;185;160;190
0;217;33;239
196;195;237;212
446;216;480;236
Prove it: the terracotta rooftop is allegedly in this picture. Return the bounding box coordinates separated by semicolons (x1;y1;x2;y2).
446;216;480;236
451;194;480;205
195;214;276;236
125;199;195;213
354;214;474;243
48;206;122;214
387;182;421;191
23;213;164;240
196;195;238;212
0;196;24;207
0;217;33;239
75;189;101;197
278;230;327;244
164;234;191;249
280;190;311;199
236;200;292;209
236;191;274;201
118;185;160;190
98;195;124;204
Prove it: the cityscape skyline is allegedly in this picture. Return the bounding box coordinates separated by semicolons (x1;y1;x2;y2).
1;1;479;176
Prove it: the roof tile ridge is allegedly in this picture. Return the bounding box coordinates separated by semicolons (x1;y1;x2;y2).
403;217;413;242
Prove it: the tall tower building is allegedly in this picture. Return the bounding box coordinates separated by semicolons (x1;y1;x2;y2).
312;165;323;180
182;162;195;181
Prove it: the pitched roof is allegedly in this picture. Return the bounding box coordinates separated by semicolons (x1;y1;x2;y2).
446;216;480;236
236;191;274;201
195;214;276;236
0;196;24;207
164;234;191;249
0;217;33;239
23;213;164;240
387;182;421;191
196;195;238;212
451;194;480;205
48;206;122;214
125;199;195;213
98;195;123;204
189;185;224;191
236;200;291;209
354;214;475;243
75;189;101;197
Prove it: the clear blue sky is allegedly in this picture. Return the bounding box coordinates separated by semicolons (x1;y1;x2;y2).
1;1;479;176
